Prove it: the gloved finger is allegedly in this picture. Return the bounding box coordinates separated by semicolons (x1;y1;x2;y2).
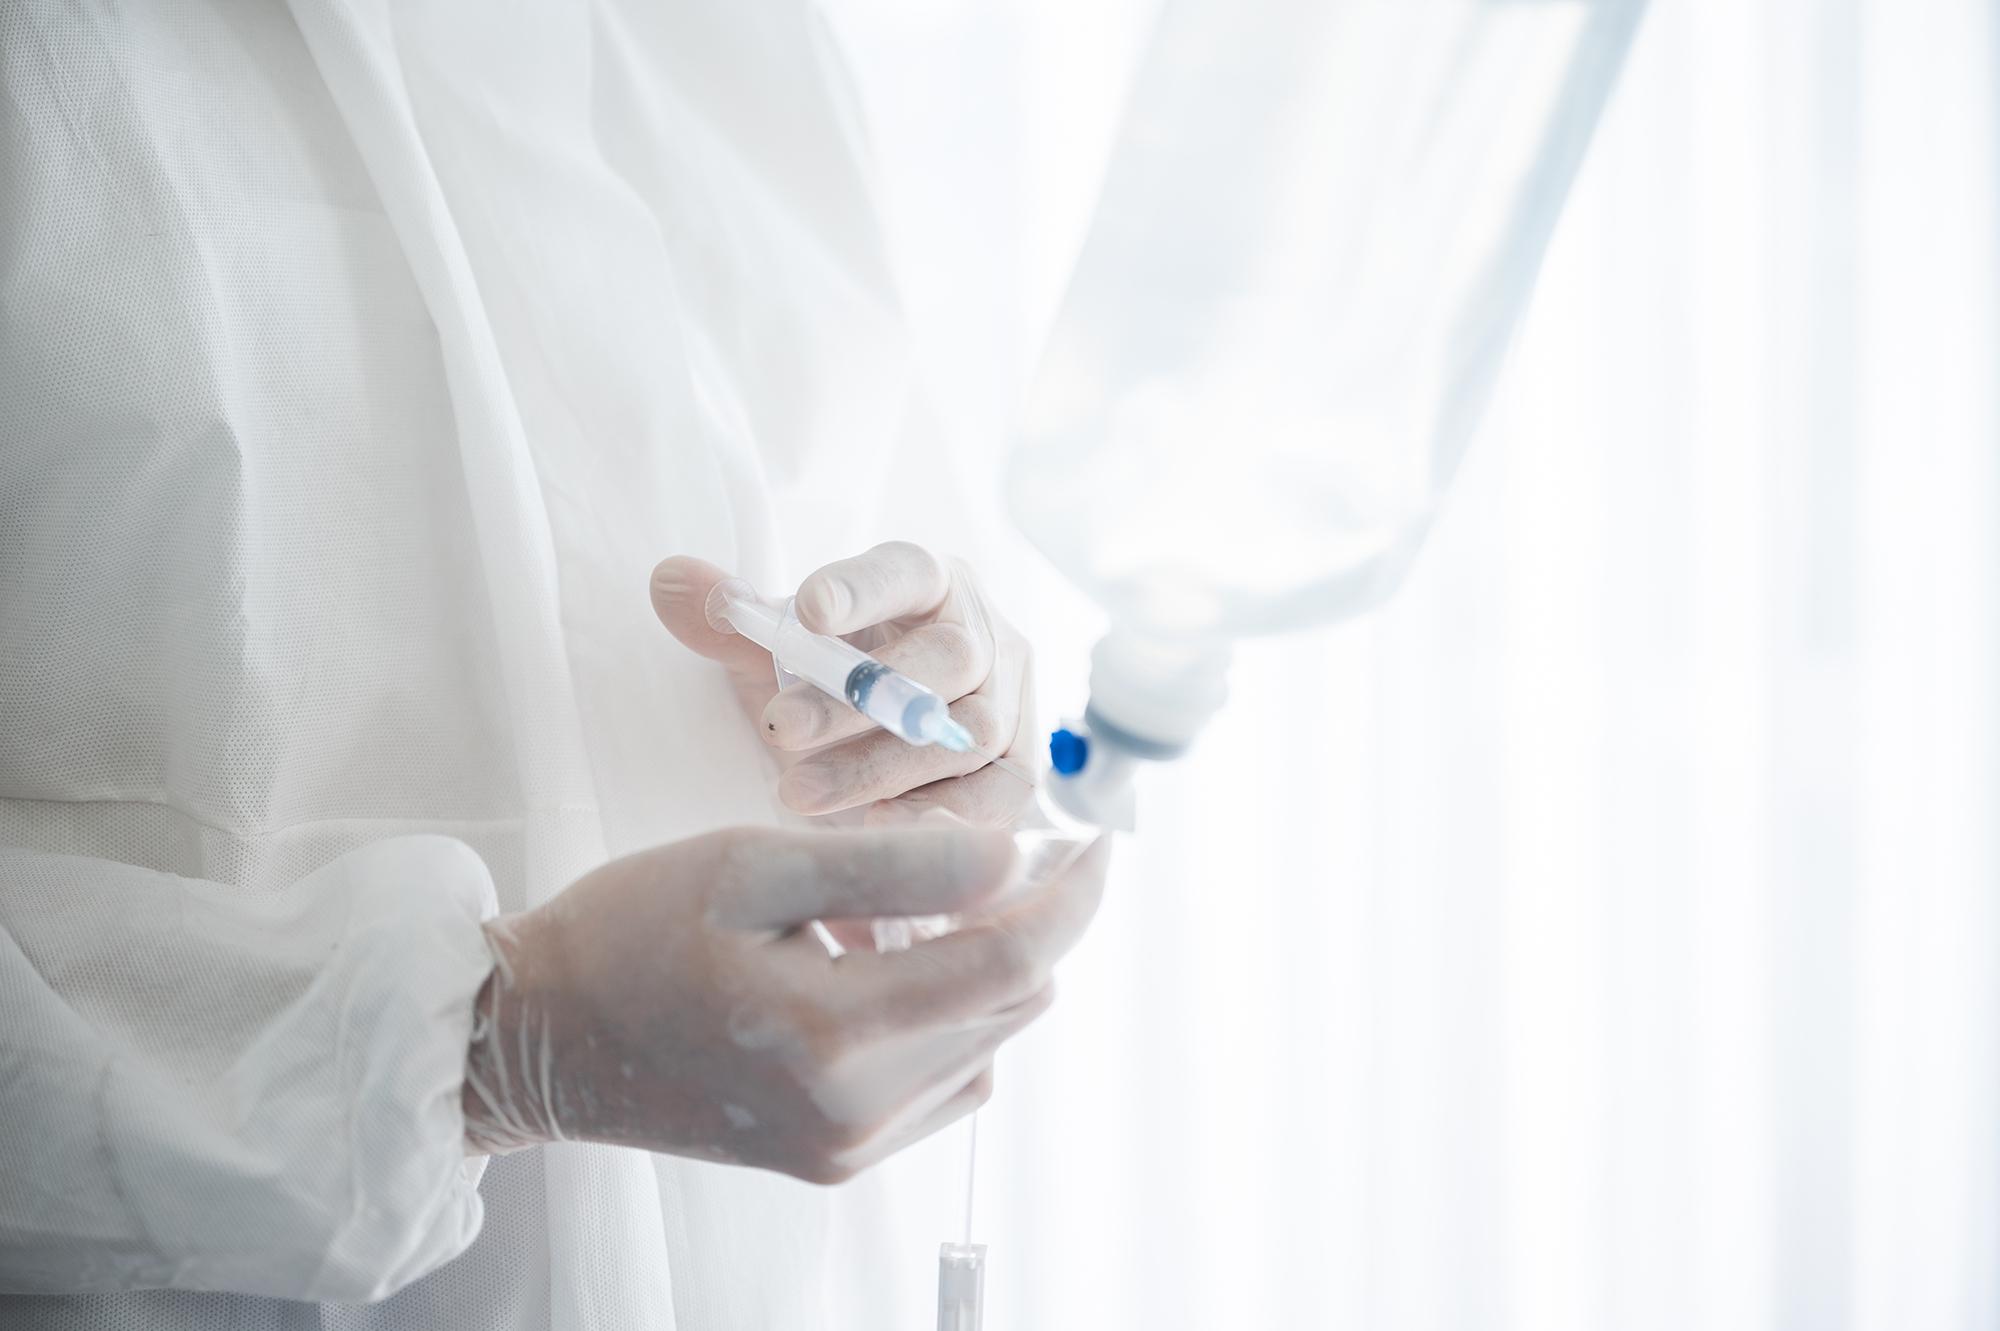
811;983;1052;1132
865;663;1039;827
839;837;1106;1027
778;693;1013;814
794;541;952;636
868;763;1039;829
823;836;1101;1027
999;834;1109;950
762;619;992;752
704;825;1017;930
834;1065;998;1177
650;556;773;682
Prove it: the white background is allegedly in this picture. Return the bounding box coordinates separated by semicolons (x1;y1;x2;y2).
825;2;2000;1327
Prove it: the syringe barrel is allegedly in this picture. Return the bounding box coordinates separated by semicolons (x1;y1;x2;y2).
705;580;970;750
708;582;869;697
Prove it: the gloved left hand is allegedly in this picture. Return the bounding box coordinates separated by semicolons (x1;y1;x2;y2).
652;543;1037;828
460;823;1105;1179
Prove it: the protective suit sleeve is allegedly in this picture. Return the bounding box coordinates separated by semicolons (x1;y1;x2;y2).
0;835;499;1302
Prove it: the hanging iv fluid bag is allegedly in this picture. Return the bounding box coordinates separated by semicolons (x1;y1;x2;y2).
1009;0;1646;816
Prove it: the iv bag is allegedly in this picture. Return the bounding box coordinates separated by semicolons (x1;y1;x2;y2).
1010;0;1646;647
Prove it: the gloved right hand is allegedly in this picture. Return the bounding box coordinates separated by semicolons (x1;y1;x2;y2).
460;823;1105;1183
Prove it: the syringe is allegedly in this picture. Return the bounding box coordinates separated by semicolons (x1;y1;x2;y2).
705;577;983;754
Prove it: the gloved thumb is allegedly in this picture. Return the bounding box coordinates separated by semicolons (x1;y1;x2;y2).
707;826;1018;930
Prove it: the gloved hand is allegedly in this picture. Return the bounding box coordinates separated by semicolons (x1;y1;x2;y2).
651;542;1038;828
462;824;1108;1181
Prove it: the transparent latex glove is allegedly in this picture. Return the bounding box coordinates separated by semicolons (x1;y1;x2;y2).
461;825;1108;1182
652;542;1038;829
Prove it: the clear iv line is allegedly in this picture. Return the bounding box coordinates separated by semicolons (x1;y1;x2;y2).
963;1112;978;1246
975;746;1039;790
702;574;1086;1331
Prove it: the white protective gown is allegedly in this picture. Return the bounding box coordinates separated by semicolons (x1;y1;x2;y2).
0;1;933;1326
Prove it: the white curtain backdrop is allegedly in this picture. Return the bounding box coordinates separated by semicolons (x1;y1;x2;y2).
824;2;2000;1327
